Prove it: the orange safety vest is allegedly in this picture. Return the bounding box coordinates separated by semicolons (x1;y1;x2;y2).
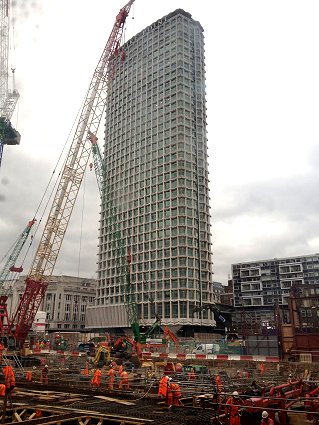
158;376;169;397
216;375;223;391
3;365;15;388
0;384;6;397
261;419;274;425
225;397;241;425
107;368;116;389
83;363;89;376
119;371;129;389
188;368;196;380
167;384;173;405
26;371;33;381
91;369;102;387
35;409;43;418
170;383;182;406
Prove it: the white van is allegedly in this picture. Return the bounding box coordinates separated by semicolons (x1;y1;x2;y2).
193;343;220;354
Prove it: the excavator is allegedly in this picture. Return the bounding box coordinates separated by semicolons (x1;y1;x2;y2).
91;344;111;368
192;303;227;325
163;326;179;345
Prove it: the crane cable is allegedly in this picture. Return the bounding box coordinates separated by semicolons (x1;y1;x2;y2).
17;94;89;272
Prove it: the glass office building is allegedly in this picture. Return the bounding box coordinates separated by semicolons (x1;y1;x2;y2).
86;9;215;333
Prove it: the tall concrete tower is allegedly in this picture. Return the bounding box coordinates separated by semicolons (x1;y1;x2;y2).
86;9;215;336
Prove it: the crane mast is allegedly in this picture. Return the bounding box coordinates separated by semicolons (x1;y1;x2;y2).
90;135;140;341
11;0;135;347
0;0;20;166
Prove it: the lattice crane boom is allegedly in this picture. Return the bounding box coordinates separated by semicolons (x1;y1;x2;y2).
0;219;36;289
0;219;35;335
89;135;140;341
11;0;135;347
0;0;20;166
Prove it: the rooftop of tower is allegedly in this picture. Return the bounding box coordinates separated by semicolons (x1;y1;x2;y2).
124;8;203;49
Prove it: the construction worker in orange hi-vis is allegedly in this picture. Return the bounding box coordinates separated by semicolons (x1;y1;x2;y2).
82;362;89;376
158;374;169;399
119;369;129;390
225;391;243;425
215;373;223;392
188;368;196;381
35;409;43;418
169;380;182;406
118;364;124;375
166;378;173;405
3;365;16;394
41;364;49;384
91;368;102;387
107;366;116;390
0;384;6;397
259;363;265;376
261;410;274;425
26;370;33;382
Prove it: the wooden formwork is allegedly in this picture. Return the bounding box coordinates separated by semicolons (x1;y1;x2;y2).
1;406;150;425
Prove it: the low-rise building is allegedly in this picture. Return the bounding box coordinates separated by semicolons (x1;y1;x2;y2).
7;275;96;332
231;253;319;333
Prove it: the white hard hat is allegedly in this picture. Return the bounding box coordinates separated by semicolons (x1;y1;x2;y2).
168;377;172;381
45;365;48;367
232;391;239;397
262;411;269;418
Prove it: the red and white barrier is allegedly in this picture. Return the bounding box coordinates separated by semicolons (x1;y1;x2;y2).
141;352;279;362
31;349;279;363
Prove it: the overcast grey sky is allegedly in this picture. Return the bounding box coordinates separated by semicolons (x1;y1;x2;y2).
1;0;319;284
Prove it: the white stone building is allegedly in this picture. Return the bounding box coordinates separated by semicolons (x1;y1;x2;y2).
7;275;96;332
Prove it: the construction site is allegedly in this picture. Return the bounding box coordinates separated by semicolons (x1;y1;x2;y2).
0;0;319;424
0;344;318;424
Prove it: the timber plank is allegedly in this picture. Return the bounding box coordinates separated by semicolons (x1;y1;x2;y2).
94;395;135;406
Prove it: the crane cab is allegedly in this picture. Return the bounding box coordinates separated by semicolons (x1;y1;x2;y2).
0;117;21;145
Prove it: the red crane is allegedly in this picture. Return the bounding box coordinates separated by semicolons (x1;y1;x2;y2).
10;0;135;348
0;219;36;337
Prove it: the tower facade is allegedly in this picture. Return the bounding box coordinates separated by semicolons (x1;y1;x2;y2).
86;9;215;333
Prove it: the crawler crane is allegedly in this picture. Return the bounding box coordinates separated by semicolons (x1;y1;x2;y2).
9;0;135;348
